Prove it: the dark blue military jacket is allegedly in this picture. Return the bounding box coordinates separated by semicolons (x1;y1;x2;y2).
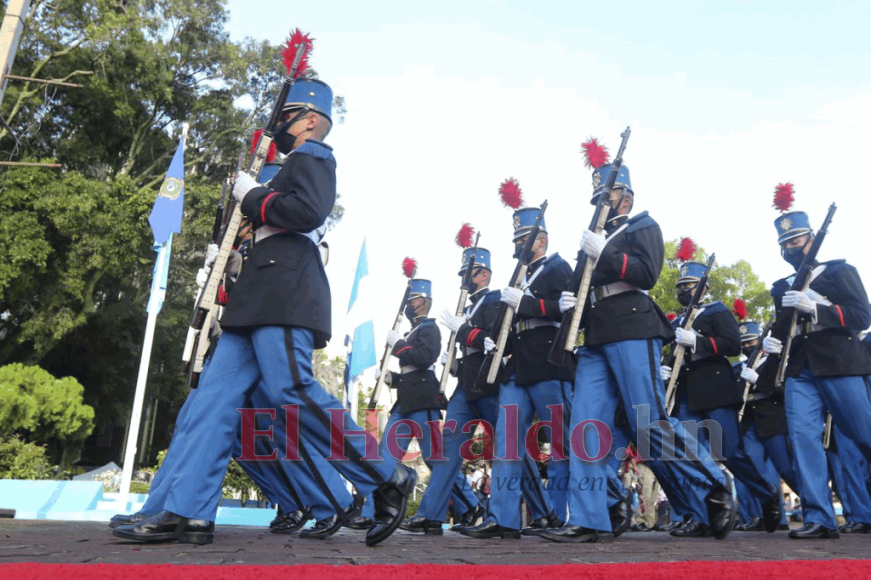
454;288;502;400
672;301;742;412
222;140;336;349
389;317;443;414
770;260;871;378
503;254;575;386
582;212;674;346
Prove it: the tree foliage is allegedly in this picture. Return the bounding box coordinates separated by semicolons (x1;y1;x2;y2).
650;239;773;323
0;436;54;480
0;363;94;467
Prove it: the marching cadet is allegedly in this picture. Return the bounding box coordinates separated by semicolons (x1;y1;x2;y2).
111;78;415;547
461;210;574;539
401;248;556;535
661;264;782;536
111;161;360;541
544;157;737;543
762;199;871;539
732;319;792;532
827;423;871;534
347;279;480;529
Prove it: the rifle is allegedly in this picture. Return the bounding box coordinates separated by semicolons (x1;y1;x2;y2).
476;201;548;387
664;253;715;414
182;33;310;388
549;127;631;367
369;261;418;410
772;203;837;390
181;153;244;384
439;233;481;397
738;314;775;422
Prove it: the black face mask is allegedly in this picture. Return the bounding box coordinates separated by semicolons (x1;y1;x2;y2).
404;305;419;321
273;109;308;155
782;246;806;271
742;346;755;358
464;277;478;294
677;288;694;307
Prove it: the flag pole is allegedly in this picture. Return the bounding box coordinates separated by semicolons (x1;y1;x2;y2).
116;123;188;511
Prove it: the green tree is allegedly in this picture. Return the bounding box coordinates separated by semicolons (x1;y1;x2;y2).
650;240;773;323
0;436;54;480
0;363;94;466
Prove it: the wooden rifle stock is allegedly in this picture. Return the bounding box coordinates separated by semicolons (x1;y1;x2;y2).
439;233;481;395
664;253;715;414
549;127;631;367
478;201;548;387
182;43;308;387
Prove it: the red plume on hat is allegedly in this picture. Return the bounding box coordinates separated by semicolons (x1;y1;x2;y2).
675;237;696;262
282;29;314;78
581;138;610;170
499;178;524;209
733;299;747;321
455;223;475;248
402;257;417;279
249;129;277;163
666;312;678;322
773;182;795;213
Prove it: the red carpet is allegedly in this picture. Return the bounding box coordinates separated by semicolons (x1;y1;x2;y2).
3;561;870;579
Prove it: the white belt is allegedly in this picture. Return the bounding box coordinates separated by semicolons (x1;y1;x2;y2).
255;224;324;245
462;347;483;356
516;318;559;332
590;281;646;305
401;365;421;374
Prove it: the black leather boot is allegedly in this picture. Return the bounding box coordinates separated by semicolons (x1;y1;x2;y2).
541;524;612;543
521;510;563;536
365;465;417;546
788;522;840;539
459;519;521;539
112;510;215;545
270;507;312;534
400;515;444;535
108;511;149;530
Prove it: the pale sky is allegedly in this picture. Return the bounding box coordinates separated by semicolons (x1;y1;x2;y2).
223;0;871;381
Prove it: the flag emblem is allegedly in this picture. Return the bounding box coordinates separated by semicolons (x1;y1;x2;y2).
159;177;184;200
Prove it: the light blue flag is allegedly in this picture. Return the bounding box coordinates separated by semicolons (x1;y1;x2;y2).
344;241;377;390
146;234;173;314
148;135;185;244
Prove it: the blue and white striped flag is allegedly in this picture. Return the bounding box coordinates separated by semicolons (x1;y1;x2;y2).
344;240;377;399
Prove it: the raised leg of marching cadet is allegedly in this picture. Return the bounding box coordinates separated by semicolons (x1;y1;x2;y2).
672;392;779;534
409;390;553;535
114;327;414;546
543;340;734;543
785;368;871;537
737;422;789;529
759;431;800;495
358;406;477;521
830;424;871;533
465;375;570;538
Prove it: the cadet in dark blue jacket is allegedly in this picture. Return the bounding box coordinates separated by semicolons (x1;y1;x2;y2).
662;264;781;536
111;79;414;547
543;160;735;543
762;209;871;539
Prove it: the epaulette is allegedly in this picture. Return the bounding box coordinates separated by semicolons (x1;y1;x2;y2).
293;139;335;161
624;211;656;235
821;259;848;274
698;300;728;316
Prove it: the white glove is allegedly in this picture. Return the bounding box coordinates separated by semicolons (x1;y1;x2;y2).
580;229;607;261
783;290;817;317
440;351;449;365
674;327;697;351
501;287;524;309
375;368;392;386
196;268;208;288
232;170;259;203
740;364;759;384
374;368;381;381
559;291;577;313
386;330;401;347
762;336;783;355
439;308;466;333
660;365;672;383
483;336;495;353
204;243;219;269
